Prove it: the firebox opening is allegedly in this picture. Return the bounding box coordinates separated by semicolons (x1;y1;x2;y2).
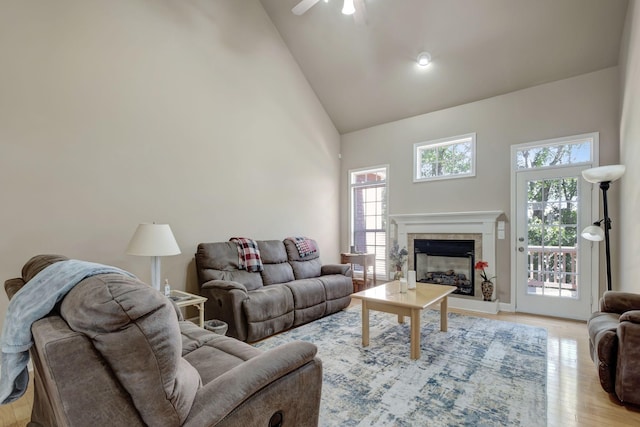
414;239;475;296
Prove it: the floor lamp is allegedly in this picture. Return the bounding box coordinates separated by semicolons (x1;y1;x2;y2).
580;165;626;291
126;223;181;291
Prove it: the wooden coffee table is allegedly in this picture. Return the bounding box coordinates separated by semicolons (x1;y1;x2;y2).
351;281;457;360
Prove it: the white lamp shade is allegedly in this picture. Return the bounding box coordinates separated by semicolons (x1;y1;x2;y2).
126;223;181;256
581;164;626;183
581;225;605;242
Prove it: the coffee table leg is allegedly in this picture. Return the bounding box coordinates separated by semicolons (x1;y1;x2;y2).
410;308;420;360
440;296;448;332
398;314;404;324
362;301;370;347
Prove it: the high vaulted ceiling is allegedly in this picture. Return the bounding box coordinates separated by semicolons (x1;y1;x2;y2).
260;0;629;134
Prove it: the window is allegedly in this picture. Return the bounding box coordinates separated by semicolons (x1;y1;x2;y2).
413;133;476;182
515;134;595;170
349;166;388;278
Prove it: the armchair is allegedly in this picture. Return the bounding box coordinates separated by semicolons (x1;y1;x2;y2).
3;255;322;426
588;290;640;405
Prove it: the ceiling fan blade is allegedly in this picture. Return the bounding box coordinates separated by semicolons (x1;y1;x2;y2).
353;0;367;25
292;0;322;15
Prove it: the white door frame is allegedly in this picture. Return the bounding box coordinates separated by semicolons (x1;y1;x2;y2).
509;133;600;319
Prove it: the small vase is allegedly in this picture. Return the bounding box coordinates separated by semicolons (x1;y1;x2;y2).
481;280;494;301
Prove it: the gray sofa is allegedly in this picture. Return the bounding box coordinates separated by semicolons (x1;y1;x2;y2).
4;255;322;427
196;239;353;342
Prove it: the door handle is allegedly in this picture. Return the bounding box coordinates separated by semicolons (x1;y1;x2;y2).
518;247;525;252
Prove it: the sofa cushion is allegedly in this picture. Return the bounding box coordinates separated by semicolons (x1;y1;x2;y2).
243;286;294;323
284;239;322;279
261;263;295;286
284;279;327;326
243;286;294;341
283;239;320;262
290;258;322;280
179;321;263;385
258;240;288;263
60;274;201;427
284;279;326;310
197;243;263;291
258;240;296;285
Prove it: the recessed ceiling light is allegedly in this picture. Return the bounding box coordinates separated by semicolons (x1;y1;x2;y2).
417;52;432;67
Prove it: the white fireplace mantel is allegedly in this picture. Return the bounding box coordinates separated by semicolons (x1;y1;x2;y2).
389;211;503;229
389;211;503;313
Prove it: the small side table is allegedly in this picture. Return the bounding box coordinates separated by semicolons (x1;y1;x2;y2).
341;253;376;291
169;290;208;328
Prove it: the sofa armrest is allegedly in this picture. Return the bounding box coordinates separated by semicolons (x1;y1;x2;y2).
183;341;320;427
616;316;640;404
199;280;250;341
201;279;248;293
600;291;640;314
321;264;351;277
620;310;640;324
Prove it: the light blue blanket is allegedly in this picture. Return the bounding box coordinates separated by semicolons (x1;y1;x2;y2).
0;259;136;404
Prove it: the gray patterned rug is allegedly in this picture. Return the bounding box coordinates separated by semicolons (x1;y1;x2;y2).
254;307;547;427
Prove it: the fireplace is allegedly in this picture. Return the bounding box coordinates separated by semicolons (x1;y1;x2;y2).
414;239;475;296
389;211;502;314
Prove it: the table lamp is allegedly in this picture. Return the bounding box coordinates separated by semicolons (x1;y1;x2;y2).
126;223;181;291
580;164;626;291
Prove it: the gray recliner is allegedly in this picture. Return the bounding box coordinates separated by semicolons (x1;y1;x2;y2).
588;290;640;405
4;255;323;427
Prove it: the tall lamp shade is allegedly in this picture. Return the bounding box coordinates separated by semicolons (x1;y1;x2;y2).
580;164;625;292
126;223;181;291
581;165;626;184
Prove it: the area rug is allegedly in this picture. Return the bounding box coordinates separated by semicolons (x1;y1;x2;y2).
254;307;547;427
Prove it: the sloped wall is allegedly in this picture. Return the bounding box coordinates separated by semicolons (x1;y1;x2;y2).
0;1;340;329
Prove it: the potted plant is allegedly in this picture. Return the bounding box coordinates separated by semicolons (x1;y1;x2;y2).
389;242;408;280
475;260;496;301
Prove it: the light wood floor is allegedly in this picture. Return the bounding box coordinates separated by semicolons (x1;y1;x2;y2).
441;307;640;427
2;307;639;427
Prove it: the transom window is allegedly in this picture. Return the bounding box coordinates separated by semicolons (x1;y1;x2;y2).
413;133;476;182
515;134;595;170
349;166;388;278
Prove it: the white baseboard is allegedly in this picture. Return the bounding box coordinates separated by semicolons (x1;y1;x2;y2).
448;296;500;314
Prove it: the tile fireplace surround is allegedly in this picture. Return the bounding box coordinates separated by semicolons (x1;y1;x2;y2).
389;211;503;314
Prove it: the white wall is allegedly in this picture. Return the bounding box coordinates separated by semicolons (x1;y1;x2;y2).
0;0;340;328
341;67;621;304
619;0;640;292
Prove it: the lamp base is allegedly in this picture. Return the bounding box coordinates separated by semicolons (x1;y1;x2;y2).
150;256;161;291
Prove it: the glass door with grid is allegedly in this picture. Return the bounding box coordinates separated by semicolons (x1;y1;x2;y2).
515;166;593;320
350;167;388;281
